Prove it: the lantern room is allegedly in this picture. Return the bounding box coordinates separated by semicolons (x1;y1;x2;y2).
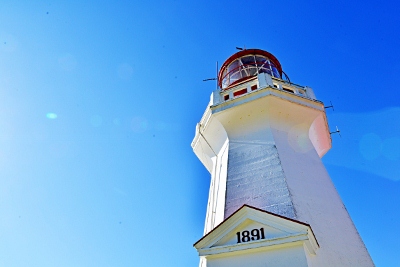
218;49;283;90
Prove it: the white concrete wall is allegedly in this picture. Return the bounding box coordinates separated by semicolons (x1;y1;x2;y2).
224;139;295;220
204;139;229;234
210;92;372;266
271;126;374;266
195;87;373;266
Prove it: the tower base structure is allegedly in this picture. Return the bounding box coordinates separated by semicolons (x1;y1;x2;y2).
195;205;318;267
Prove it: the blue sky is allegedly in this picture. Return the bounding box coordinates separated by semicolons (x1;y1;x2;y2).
0;1;399;266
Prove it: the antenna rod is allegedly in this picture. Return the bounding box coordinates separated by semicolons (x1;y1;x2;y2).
203;78;216;81
216;61;218;90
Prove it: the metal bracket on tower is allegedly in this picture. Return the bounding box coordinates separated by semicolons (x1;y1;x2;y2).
330;126;341;137
325;101;335;111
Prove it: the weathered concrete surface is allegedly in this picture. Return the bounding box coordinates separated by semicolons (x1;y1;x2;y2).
224;141;295;219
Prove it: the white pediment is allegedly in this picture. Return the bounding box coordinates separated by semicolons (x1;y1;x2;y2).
194;205;318;257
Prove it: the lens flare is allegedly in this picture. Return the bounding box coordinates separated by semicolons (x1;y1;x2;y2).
46;113;57;119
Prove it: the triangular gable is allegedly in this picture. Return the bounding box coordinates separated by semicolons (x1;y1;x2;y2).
194;205;318;257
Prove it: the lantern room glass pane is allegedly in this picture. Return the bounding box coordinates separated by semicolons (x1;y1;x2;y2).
221;53;281;89
227;60;240;74
240;56;254;66
248;66;258;76
255;56;267;66
259;67;272;75
231;71;241;82
271;66;279;78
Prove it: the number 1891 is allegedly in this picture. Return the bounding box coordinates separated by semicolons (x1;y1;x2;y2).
236;228;265;243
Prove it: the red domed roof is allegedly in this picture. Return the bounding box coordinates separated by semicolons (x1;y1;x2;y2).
218;49;283;89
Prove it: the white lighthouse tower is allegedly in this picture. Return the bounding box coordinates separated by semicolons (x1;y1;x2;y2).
192;49;374;267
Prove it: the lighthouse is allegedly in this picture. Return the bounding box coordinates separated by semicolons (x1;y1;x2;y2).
191;49;374;266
